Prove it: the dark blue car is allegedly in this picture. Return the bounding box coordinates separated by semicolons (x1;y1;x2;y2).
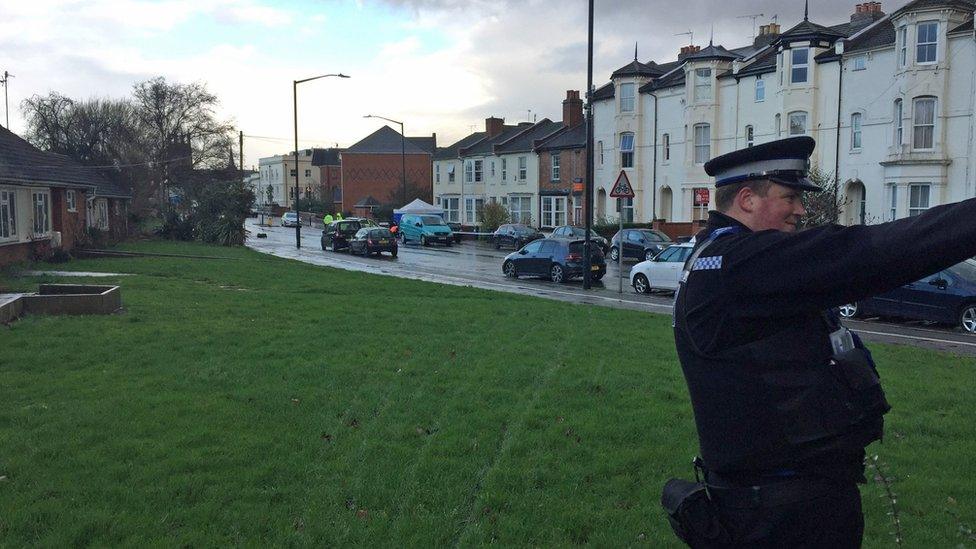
502;238;606;283
839;260;976;333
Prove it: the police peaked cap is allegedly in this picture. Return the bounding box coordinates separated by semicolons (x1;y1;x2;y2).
704;136;822;192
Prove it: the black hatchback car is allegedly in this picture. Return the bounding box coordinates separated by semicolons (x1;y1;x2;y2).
502;238;606;283
493;223;544;250
349;227;398;257
608;228;673;262
321;219;363;252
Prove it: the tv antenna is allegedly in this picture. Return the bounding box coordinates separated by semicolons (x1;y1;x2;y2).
675;30;694;46
0;71;13;129
737;13;764;39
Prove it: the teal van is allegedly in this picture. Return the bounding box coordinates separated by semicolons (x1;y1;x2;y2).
399;214;454;246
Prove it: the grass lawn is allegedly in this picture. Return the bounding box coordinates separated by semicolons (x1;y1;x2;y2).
1;240;975;546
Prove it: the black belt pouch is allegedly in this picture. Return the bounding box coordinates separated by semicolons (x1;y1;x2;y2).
661;478;732;546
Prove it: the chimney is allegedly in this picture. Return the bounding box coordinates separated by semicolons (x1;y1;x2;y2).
851;2;884;28
678;44;701;60
562;90;584;128
754;22;781;48
485;117;504;137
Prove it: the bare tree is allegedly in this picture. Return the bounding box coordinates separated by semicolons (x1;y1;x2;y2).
799;166;850;229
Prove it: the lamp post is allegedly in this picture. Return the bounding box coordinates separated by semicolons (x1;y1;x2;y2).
583;0;595;289
293;73;349;249
363;114;407;207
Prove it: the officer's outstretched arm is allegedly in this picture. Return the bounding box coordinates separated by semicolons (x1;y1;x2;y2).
725;197;976;318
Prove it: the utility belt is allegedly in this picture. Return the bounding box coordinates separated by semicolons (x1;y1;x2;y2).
661;459;843;546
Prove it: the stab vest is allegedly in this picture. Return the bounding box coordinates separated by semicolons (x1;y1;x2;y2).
673;229;890;475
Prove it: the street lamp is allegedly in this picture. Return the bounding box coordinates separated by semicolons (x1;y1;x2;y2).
293;72;349;249
363;114;407;208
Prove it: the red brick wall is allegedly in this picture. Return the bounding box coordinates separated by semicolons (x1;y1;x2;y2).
538;147;587;193
319;165;342;207
0;242;32;266
51;188;88;250
340;153;432;213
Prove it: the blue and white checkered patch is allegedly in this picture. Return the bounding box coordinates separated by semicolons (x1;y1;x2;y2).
692;256;723;271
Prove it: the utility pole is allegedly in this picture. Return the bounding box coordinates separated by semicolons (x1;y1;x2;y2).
0;71;13;129
583;0;595;290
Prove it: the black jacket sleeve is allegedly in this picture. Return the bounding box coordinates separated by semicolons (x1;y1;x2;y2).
723;197;976;318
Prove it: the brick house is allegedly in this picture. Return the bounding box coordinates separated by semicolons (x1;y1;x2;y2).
340;126;435;218
312;148;343;211
0;126;131;267
536;121;587;227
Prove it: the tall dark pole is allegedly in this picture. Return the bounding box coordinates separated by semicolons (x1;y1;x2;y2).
293;80;301;249
291;73;350;249
1;71;12;129
400;121;407;206
583;0;595;290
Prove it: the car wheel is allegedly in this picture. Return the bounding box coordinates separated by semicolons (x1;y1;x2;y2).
550;263;565;283
838;303;858;319
645;249;656;261
609;247;620;262
447;241;453;247
959;304;976;333
634;273;651;294
503;260;517;278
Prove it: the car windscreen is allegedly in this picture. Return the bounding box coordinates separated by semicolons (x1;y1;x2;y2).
369;229;392;238
283;213;297;218
514;226;535;235
639;229;670;242
950;260;976;282
421;215;446;226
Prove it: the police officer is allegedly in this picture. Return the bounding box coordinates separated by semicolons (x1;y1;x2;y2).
669;136;976;547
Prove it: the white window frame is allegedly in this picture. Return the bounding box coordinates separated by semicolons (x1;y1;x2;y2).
501;158;507;181
448;164;456;183
909;183;931;217
474;160;483;183
619;83;635;112
32;190;51;236
745;125;754;148
443;197;460;222
541;195;568;227
464;197;484;224
788;111;807;136
898;26;908;67
694;68;712;102
598;141;604;165
894;99;904;145
620;132;635;168
852;55;867;71
66;190;77;212
464;161;473;183
509;196;532;224
616;197;635;223
662;133;670;161
916;21;938;65
913;97;936;150
435;164;441;183
0;188;17;240
551;153;560;181
791;47;809;84
851;112;862;150
754;76;765;102
518;156;527;181
693;124;710;165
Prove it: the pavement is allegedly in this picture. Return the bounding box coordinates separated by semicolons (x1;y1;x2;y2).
245;220;976;356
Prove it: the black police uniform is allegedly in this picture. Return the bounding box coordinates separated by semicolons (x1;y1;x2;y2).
668;136;976;547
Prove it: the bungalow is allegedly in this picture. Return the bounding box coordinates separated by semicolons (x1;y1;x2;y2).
0;126;131;267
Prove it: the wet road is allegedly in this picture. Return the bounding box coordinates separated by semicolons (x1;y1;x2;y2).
246;220;976;356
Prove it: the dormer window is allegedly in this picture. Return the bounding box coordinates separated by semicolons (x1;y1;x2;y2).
916;22;938;64
791;48;809;84
619;83;635;112
694;68;712;102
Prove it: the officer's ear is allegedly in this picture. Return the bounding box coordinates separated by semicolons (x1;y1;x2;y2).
735;186;759;213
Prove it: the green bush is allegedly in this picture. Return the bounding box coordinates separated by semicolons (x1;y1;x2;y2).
480;202;510;232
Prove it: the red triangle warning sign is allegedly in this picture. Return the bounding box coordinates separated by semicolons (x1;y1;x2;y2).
609;170;635;199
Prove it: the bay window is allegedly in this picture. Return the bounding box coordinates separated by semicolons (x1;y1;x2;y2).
509;196;532;224
909;184;931;217
620;133;634;168
788;111;807;136
791;47;809;84
693;124;710;164
913;97;936;150
0;189;16;239
541;196;567;227
916;22;938;64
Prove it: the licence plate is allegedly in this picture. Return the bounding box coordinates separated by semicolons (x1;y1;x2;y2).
591;265;600;271
379;239;388;244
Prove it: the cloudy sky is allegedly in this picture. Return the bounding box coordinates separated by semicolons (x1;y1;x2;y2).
0;0;912;168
